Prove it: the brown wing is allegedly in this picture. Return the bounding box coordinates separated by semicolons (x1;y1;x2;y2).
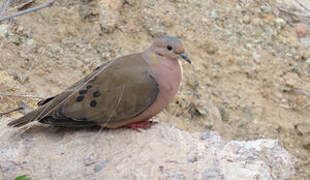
8;55;158;127
40;54;158;126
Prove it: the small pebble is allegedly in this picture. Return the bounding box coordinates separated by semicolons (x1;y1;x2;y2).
260;5;272;13
187;156;198;163
201;132;212;140
171;172;185;180
84;153;97;166
252;52;261;63
0;24;9;37
275;18;286;29
296;23;307;38
202;170;223;180
94;160;108;173
243;15;251;24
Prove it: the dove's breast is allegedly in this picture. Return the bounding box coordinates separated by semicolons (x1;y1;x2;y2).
130;58;182;120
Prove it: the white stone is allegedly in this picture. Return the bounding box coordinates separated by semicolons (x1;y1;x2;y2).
0;24;9;37
0;120;296;179
252;52;261;63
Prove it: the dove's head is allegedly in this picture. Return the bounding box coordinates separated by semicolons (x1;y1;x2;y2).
149;36;191;64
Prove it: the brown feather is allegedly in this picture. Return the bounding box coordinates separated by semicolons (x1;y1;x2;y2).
8;54;159;127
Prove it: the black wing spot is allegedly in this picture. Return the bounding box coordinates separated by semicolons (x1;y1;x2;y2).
90;100;97;107
76;96;85;102
93;91;101;98
86;85;92;89
79;89;88;95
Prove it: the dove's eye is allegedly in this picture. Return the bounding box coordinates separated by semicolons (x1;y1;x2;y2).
167;45;173;51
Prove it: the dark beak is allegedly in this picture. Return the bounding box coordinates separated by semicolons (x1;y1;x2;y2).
179;53;191;64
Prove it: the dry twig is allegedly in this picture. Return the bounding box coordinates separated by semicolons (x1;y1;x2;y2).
7;0;34;12
294;0;310;13
263;0;310;23
0;92;44;99
0;106;23;117
278;7;310;18
0;0;57;22
0;0;10;16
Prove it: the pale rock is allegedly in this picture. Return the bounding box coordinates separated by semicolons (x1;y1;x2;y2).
275;18;286;29
0;121;296;179
252;52;261;63
0;24;9;37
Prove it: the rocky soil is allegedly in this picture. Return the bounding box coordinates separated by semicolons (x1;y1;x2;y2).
0;120;296;179
0;0;310;179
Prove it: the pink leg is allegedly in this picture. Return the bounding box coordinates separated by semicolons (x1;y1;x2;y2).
126;120;157;131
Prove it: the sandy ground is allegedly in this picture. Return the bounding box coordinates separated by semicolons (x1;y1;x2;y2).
0;0;310;179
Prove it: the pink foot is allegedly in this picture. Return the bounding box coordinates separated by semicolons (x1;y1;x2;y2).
126;120;157;131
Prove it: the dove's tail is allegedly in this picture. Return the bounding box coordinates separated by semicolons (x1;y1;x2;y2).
7;109;40;127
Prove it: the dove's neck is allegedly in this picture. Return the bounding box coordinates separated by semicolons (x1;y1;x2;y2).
142;49;183;108
142;48;160;65
142;48;183;81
